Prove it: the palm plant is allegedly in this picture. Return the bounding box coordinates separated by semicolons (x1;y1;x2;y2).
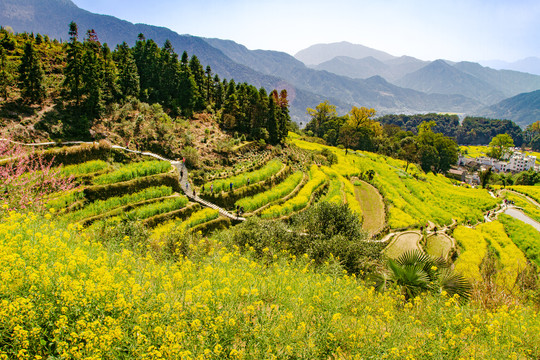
374;250;472;302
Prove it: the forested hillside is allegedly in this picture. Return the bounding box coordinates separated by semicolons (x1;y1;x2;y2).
0;24;290;153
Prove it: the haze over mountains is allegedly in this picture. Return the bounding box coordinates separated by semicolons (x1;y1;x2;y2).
1;0;539;126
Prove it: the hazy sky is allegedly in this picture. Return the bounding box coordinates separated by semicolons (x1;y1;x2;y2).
71;0;540;62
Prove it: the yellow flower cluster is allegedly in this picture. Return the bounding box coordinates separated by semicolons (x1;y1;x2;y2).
2;211;540;358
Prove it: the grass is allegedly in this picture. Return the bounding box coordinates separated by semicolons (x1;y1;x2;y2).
502;190;540;223
63;186;174;222
260;165;326;219
3;210;540;358
204;159;282;194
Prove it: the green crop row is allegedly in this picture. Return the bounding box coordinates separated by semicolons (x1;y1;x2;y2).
93;160;171;185
60;160;109;177
151;207;219;239
508;186;540;204
261;165;326;219
46;188;85;210
235;171;303;212
65;186;173;221
499;214;540;267
124;196;189;221
203;159;282;194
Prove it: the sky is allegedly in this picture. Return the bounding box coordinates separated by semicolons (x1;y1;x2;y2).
70;0;540;62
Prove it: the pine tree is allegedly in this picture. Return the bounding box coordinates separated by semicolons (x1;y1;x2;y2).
277;89;291;143
115;42;140;100
205;65;212;102
63;22;84;104
18;41;45;103
0;45;11;100
266;93;279;144
100;43;118;103
81;44;102;116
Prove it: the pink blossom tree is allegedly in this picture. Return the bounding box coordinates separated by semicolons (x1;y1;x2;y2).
0;139;75;213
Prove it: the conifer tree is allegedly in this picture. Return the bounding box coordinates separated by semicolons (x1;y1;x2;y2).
0;45;11;100
63;22;84;104
18;41;45;103
266;93;279;144
115;42;140;100
205;65;212;102
81;44;102;116
100;43;118;103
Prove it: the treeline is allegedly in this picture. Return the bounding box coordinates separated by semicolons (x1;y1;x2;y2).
0;24;290;144
377;114;524;146
304;102;458;174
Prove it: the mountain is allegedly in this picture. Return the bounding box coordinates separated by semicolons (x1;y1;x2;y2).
205;38;481;114
294;41;396;66
395;60;506;105
480;57;540;76
0;0;489;119
453;61;540;99
480;90;540;127
314;55;428;82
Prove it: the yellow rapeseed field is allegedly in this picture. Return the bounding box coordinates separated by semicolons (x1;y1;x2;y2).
2;209;540;359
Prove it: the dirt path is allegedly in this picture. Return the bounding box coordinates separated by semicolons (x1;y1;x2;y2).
352;179;385;236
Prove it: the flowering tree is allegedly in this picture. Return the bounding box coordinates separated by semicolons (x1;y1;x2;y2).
0;140;75;212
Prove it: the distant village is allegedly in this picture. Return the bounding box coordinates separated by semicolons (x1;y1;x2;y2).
449;149;537;185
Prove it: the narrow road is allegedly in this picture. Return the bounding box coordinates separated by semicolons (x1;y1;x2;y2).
503;208;540;232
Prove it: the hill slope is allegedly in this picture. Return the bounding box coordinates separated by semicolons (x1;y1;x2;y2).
480;90;540;127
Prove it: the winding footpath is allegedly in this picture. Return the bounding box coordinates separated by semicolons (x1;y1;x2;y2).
2;139;245;222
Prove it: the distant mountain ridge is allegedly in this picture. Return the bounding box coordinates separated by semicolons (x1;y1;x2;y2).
205;37;481;115
294;41;396;66
480;57;540;76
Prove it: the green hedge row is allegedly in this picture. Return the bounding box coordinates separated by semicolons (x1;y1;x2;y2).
84;172;181;202
93;160;171;185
